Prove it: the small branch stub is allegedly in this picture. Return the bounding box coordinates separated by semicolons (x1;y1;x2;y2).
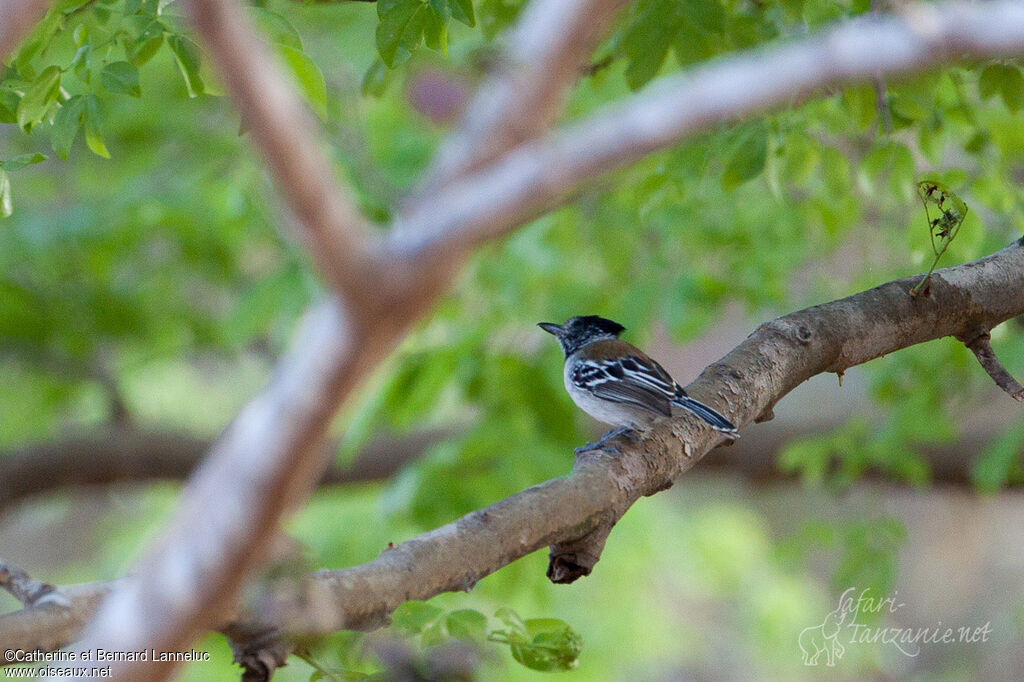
964;332;1024;402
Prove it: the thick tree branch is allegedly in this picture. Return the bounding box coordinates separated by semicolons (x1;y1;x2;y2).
0;0;50;58
1;581;118;658
386;0;1024;264
184;0;379;306
225;237;1024;608
63;300;379;681
3;415;1011;518
413;0;629;196
5;240;1024;658
55;0;395;671
0;427;451;510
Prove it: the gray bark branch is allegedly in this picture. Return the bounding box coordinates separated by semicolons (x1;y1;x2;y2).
385;0;1024;264
0;428;452;511
412;0;629;196
4;239;1023;659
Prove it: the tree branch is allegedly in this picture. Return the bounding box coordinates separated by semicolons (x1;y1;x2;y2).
0;427;452;511
5;0;1022;676
962;332;1024;402
385;0;1024;264
184;0;379;307
3;415;1010;519
0;0;51;59
6;239;1024;658
412;0;629;196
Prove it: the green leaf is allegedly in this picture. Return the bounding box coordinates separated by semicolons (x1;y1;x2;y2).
73;23;88;47
964;130;990;154
0;153;47;171
377;0;426;67
0;90;20;124
251;7;302;50
84;95;110;158
430;0;449;19
450;0;474;27
423;8;448;55
131;27;164;66
51;94;88;160
276;45;328;121
0;169;11;218
722;127;768;190
781;133;819;185
360;58;390;98
842;84;876;131
972;426;1024;492
390;601;443;634
494;606;525;632
1001;65;1024;111
979;63;1024;111
491;616;583;672
862;142;914;199
101;61;141;98
979;64;1001;100
71;44;92;82
446;609;487;641
16;65;63;131
167;34;205;98
622;0;683;90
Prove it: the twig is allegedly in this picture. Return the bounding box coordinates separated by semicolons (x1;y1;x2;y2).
873;77;893;133
963;332;1024;402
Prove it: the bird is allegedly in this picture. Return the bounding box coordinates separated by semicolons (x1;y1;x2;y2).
538;315;739;440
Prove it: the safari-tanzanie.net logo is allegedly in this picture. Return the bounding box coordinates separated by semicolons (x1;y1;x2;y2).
799;587;992;666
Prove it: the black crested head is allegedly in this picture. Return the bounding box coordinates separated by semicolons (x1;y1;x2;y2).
538;315;625;357
567;315;625;338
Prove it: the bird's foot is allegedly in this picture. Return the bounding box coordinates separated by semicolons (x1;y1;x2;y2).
575;426;638;455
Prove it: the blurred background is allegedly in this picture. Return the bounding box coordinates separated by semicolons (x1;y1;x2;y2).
2;0;1024;679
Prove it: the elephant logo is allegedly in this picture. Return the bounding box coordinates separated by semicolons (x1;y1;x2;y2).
798;606;847;666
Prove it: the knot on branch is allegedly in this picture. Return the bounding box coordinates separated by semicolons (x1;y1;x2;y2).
763;317;815;346
226;626;292;682
547;521;614;584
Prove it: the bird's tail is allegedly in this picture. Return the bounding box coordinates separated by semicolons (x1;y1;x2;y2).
672;395;739;438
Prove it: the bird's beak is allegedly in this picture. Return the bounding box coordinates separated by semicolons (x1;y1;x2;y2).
537;322;563;336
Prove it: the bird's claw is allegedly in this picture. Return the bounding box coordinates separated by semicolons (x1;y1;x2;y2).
575;427;638;455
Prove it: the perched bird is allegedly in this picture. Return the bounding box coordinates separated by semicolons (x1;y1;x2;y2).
539;315;739;439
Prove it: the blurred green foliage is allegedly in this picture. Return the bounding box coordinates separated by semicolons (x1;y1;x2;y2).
2;0;1023;678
